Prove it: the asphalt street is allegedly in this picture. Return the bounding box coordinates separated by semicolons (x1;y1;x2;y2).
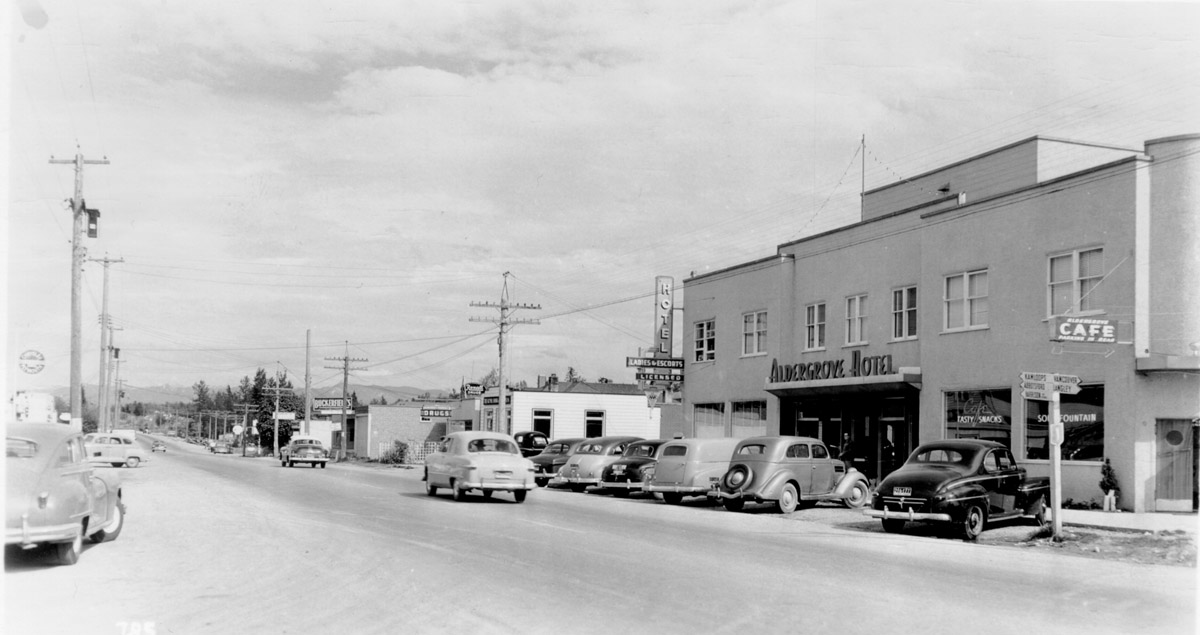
4;435;1195;635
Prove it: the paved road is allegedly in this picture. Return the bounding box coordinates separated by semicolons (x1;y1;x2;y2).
5;435;1195;634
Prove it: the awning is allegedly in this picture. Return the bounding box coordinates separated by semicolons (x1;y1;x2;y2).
765;367;922;397
1136;354;1200;374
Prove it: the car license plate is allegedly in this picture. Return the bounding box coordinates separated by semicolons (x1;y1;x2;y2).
613;465;625;474
893;487;912;496
493;471;511;480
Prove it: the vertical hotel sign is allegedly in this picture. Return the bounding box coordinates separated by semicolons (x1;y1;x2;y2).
654;276;674;356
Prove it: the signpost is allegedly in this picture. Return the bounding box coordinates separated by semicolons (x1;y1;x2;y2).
1019;371;1079;542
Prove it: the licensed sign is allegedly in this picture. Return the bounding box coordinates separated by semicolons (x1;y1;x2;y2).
1052;317;1117;344
626;357;684;369
636;372;680;382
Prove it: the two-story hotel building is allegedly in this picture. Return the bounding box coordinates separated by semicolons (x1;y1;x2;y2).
682;134;1199;513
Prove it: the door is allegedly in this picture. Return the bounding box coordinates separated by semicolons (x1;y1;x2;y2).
785;443;813;494
1156;419;1196;512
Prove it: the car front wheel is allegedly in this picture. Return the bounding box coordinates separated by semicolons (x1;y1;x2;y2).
514;490;528;503
962;504;986;540
425;480;437;497
776;483;799;514
56;530;82;566
452;481;466;501
534;477;548;487
90;500;125;543
125;457;140;468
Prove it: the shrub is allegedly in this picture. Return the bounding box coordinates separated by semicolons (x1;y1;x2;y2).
379;440;409;464
1099;458;1119;494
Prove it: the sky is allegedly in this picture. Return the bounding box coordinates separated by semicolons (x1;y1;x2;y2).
5;0;1199;402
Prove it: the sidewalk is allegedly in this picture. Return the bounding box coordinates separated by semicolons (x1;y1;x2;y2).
1059;508;1198;534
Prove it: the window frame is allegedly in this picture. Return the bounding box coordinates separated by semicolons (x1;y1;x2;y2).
892;286;918;341
531;408;553;437
845;294;868;346
741;310;768;357
804;302;826;351
1048;247;1105;318
943;269;989;332
694;319;716;362
584;410;606;438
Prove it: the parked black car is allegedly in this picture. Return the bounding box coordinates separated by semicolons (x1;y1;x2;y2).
599;439;667;497
513;431;550;457
529;438;585;487
864;439;1050;540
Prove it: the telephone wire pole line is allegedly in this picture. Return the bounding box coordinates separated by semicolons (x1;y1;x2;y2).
470;272;540;435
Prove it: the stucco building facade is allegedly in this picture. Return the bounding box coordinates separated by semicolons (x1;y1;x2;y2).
682;134;1200;513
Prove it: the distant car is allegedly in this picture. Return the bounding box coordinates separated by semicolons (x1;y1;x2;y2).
424;431;535;502
151;441;166;453
599;439;668;497
555;436;644;492
710;436;871;513
513;431;550;457
6;423;126;565
529;438;586;487
864;439;1051;540
83;433;148;468
646;437;742;504
212;442;233;455
280;437;329;468
242;445;261;457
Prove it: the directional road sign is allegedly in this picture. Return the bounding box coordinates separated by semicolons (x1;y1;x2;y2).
1021;389;1052;401
1019;372;1081;396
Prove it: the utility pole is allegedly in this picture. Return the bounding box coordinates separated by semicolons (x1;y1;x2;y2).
50;151;109;431
106;326;123;432
90;256;123;432
112;364;123;430
234;403;256;456
263;377;294;459
324;342;367;461
470;272;540;435
304;329;312;436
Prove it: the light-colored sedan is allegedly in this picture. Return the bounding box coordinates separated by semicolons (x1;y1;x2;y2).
646;437;742;504
424;431;536;503
83;433;147;468
6;423;126;565
554;436;643;492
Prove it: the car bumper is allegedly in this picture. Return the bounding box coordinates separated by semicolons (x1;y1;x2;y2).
460;480;535;491
288;457;328;463
646;484;708;495
863;508;952;522
6;517;80;548
553;475;601;486
601;480;644;490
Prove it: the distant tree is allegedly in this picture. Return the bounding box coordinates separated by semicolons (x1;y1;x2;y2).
479;368;499;388
379;395;388;405
566;367;585;383
351;391;359;407
193;380;214;412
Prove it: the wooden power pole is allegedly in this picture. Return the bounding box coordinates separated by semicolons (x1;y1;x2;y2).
324;342;366;461
470;272;540;435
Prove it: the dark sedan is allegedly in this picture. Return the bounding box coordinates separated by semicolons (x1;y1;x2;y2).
599;439;667;497
864;439;1050;540
529;438;585;487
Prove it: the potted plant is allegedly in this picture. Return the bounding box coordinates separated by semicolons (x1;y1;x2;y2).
1099;458;1120;511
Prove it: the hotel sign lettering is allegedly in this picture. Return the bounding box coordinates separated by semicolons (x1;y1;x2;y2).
769;350;895;383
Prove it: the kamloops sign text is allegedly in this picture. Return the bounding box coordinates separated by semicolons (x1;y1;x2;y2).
769;350;895;383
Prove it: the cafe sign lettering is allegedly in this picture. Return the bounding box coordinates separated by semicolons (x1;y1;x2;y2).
769;350;895;383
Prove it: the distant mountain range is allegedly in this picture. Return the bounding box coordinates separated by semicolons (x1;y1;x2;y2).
45;383;450;406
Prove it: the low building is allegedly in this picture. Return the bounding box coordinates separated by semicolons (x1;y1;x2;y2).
345;403;451;460
482;381;663;440
682;134;1200;513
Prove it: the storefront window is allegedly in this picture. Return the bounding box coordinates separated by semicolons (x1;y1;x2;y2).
945;389;1012;448
732;401;767;437
694;403;725;438
1024;385;1104;461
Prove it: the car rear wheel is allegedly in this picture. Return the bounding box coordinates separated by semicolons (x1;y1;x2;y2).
661;492;683;505
56;530;82;566
288;461;294;468
535;477;549;487
882;519;906;534
723;498;745;512
842;480;870;509
482;490;493;499
425;479;437;497
569;484;587;493
320;462;327;469
110;463;122;468
90;500;125;543
452;480;466;501
125;457;140;468
962;504;986;540
776;483;799;514
612;489;630;498
513;490;528;503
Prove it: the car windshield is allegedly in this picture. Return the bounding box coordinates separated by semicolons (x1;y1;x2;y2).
576;443;604;454
6;438;38;458
910;447;971;466
737;444;766;455
296;442;320;448
662;445;687;457
626;444;657;458
467;438;518;454
544;443;571;454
